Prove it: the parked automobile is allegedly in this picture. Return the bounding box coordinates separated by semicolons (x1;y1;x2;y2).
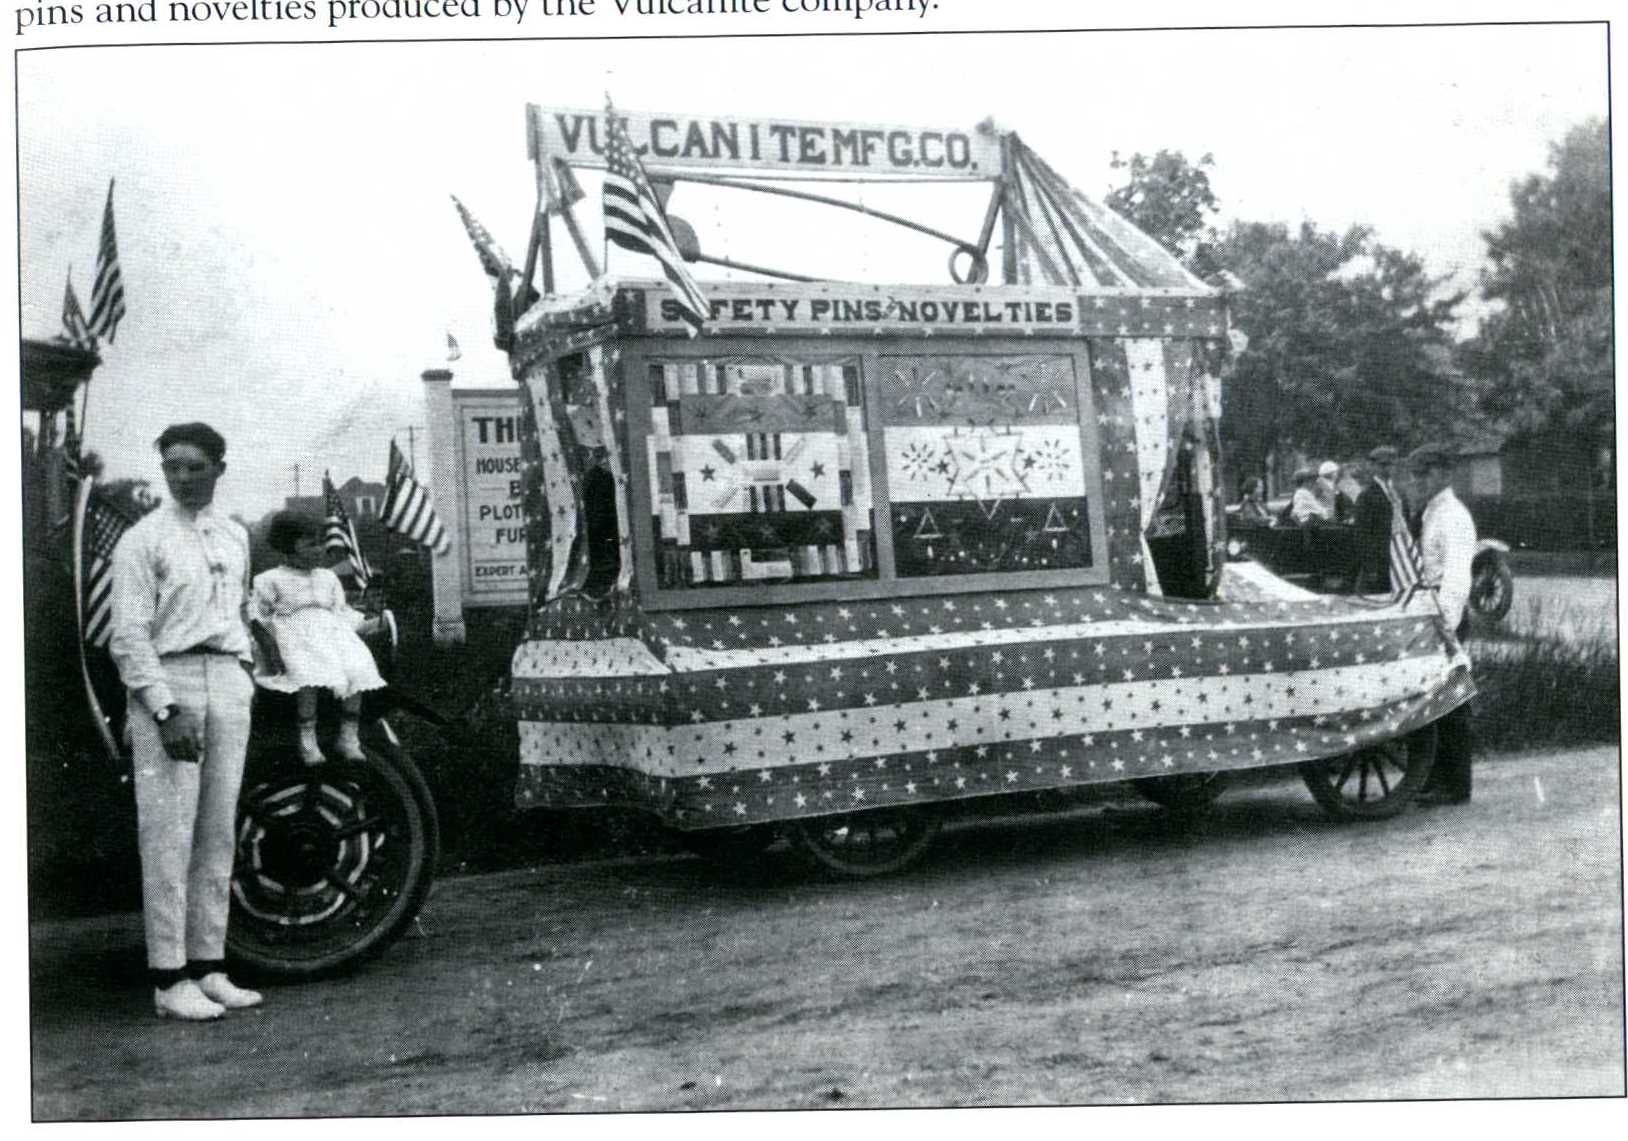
1226;502;1515;624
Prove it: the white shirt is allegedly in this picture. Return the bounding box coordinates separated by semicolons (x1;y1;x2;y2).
108;501;253;714
1419;486;1477;628
1290;486;1330;524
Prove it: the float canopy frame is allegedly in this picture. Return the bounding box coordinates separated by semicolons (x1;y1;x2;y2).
518;104;1214;295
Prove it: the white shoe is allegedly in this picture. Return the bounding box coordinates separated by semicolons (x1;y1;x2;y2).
154;979;225;1021
196;972;263;1010
298;722;325;767
335;721;367;762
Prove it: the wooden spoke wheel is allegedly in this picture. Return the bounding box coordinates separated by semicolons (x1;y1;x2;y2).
1469;554;1515;624
675;824;781;864
1299;725;1438;821
793;807;941;878
1132;771;1230;811
227;726;437;978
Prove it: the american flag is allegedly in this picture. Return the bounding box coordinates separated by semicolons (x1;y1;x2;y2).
323;472;373;590
600;98;708;335
1381;480;1423;594
74;480;134;649
88;180;127;344
60;276;95;351
381;438;449;555
451;195;513;281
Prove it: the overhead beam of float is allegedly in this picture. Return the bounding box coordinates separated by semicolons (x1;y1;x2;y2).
523;103;1009;293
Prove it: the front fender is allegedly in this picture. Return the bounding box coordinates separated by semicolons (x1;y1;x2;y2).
1475;538;1511;555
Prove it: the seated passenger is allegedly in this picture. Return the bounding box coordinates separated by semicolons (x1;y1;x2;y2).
1288;467;1332;525
1237;477;1274;526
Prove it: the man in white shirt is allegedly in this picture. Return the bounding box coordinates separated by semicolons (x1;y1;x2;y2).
108;422;264;1020
1405;442;1476;805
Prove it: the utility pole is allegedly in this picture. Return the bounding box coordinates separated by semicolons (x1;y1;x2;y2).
288;463;301;500
399;425;424;471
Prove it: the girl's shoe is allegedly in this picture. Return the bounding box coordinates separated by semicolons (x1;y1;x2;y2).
298;721;325;767
335;719;367;762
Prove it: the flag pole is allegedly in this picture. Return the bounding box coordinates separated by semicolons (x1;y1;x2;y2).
72;477;122;767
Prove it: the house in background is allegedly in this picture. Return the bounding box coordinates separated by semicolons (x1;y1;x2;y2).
283;475;386;524
258;475;395;581
1448;427;1614;551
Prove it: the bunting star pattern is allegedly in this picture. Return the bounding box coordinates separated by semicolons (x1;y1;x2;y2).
510;583;1474;826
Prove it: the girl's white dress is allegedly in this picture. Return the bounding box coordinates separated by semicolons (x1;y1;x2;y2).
252;565;385;698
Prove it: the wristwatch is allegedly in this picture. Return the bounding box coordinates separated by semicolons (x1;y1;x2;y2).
153;704;181;725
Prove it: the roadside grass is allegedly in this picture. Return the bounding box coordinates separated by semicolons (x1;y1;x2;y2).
1468;595;1619;751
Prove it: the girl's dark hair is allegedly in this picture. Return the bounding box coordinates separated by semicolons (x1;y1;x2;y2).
266;511;323;555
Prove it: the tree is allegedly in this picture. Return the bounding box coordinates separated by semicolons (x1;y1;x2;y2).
1103;150;1472;487
1210;220;1469;484
1460;119;1611;438
1104;149;1221;273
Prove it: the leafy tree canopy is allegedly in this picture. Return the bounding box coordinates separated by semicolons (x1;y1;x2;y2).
1104;149;1221;272
1460;118;1611;439
1104;150;1469;484
1214;220;1469;479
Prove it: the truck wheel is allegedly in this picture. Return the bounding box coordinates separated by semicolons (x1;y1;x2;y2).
227;729;437;979
675;824;781;863
1132;771;1229;811
793;807;941;878
1299;724;1437;821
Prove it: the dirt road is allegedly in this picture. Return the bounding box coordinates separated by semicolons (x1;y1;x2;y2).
29;745;1624;1118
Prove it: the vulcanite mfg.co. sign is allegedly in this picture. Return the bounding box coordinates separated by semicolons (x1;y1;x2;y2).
529;105;1002;180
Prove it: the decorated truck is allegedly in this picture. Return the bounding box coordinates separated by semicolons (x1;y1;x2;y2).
90;104;1473;976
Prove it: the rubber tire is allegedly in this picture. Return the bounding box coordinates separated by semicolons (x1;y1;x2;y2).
1469;554;1515;625
675;824;781;863
226;731;437;979
1300;724;1438;821
793;807;941;878
1132;771;1230;811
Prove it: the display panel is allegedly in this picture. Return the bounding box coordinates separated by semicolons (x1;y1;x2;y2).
878;355;1094;577
645;355;877;589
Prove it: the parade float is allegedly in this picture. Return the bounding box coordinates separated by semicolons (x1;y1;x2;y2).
202;103;1474;975
494;104;1474;875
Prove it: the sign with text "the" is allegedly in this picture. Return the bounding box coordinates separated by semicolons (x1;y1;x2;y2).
455;393;530;606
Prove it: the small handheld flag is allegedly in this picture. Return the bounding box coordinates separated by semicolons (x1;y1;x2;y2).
60;275;95;351
323;472;373;590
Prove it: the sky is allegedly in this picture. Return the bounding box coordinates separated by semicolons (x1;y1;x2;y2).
15;19;1609;519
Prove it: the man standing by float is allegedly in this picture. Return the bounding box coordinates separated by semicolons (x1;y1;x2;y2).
108;423;263;1020
1406;442;1477;805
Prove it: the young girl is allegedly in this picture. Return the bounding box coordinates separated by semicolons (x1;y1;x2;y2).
252;512;385;765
